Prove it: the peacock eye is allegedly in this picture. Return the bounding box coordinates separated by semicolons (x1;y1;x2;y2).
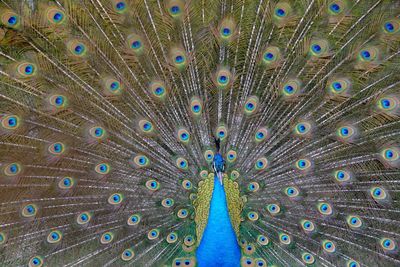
275;8;285;17
170;6;180;14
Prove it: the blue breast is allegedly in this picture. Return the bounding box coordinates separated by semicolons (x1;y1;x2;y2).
196;175;241;266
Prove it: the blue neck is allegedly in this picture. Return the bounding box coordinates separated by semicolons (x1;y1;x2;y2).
196;175;241;267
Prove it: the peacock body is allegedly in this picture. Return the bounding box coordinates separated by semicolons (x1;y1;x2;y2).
0;0;399;266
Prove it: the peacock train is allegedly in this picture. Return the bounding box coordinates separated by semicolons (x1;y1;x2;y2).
0;0;399;266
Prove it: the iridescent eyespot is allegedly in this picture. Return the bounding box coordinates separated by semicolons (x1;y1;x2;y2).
67;40;87;56
254;258;266;267
382;19;400;34
166;232;178;243
328;78;351;95
177;208;189;219
1;11;20;28
49;94;68;109
16;62;37;78
148;80;167;100
294;121;312;136
285;186;299;198
148;229;160;240
113;0;127;13
215;68;232;89
133;155;150;168
379;147;399;166
295;158;311;171
267;204;280;215
22;204;38;218
103;78;122;95
138;119;154;134
95;163;110;174
328;1;344;15
3;162;22;177
380;237;397;252
0;232;6;245
121;248;135;261
169;47;187;70
346;259;360;267
261;46;281;66
247;211;259;221
176;157;188;170
274;2;292;20
204;150;214;163
146;179;160;191
89;126;106;140
218;18;236;42
334;170;352;183
310;39;329;57
370;186;387;201
230;170;240;180
241;257;254;267
239;239;248;248
336;125;356;141
215;125;228;141
282;79;301;97
300;219;315;233
358;47;379;62
1;115;20;130
221;27;231;37
184;235;195;246
58;177;75;190
170;6;180;15
248;182;260;193
346;215;363;229
254;127;269;142
317;202;333;216
77;211;91;225
244;96;259;115
29;256;43;267
322;240;336;253
244;243;255;255
126;33;144;55
127;214;141;226
166;0;184;18
200;169;209;178
46;7;66;25
257;235;269;246
190;97;203;116
108;193;123;205
279;233;291;245
162;198;174;208
182;179;192;190
226;150;237;163
100;232;114;244
177;128;190;143
302;253;315;265
47;230;62;244
376;96;398;112
48;142;65;155
255;157;268;171
275;8;286;17
173;258;195;267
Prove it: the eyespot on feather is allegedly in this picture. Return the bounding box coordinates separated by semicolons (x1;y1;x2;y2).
67;40;87;57
28;256;43;267
45;7;66;25
121;248;135;261
1;10;20;29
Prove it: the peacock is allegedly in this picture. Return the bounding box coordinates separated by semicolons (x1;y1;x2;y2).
0;0;399;266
